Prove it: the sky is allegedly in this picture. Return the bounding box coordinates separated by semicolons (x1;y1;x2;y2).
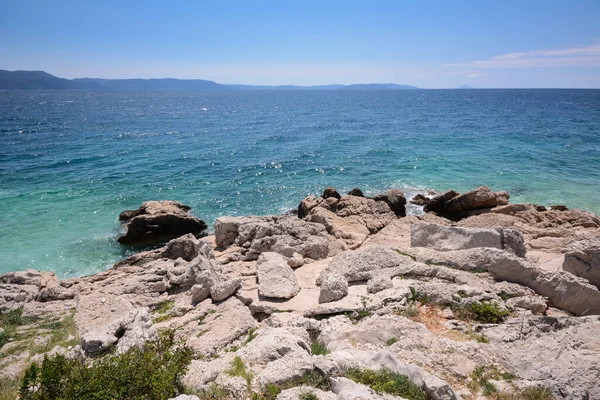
1;0;599;88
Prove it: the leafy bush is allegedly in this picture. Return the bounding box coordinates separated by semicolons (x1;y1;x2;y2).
469;301;510;323
310;341;330;356
19;331;192;400
345;368;426;400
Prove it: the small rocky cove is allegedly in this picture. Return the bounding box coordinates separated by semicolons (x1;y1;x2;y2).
1;186;599;400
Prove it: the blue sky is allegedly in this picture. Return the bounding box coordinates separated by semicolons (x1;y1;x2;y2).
1;0;599;88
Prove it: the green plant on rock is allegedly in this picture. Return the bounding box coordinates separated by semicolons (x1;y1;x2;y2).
227;356;254;390
299;391;318;400
345;367;426;400
408;287;429;304
0;308;38;350
18;330;192;400
386;337;399;346
244;327;258;345
495;386;555;400
469;301;510;323
251;384;281;400
310;341;330;356
192;383;230;400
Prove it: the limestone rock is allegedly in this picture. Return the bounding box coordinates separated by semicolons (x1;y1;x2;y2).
214;215;342;260
319;274;348;303
118;200;207;246
497;228;527;258
484;315;600;399
411;223;502;251
506;295;547;314
257;252;300;299
191;283;211;304
330;377;388;400
563;240;600;289
366;276;393;293
210;278;242;302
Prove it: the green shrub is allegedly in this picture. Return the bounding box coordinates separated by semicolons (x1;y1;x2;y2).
496;386;555;400
251;384;281;400
19;330;192;400
345;368;426;400
469;301;510;323
310;341;330;356
299;391;318;400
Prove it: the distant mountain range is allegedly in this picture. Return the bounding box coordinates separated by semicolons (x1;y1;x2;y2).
458;84;475;89
0;70;419;91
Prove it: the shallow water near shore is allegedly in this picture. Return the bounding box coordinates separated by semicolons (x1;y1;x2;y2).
1;89;599;277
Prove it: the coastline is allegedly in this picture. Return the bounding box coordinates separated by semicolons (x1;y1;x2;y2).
1;185;600;399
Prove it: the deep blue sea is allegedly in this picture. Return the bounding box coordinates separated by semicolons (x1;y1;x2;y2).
1;89;599;277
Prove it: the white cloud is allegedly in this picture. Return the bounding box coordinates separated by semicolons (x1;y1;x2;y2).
447;40;600;68
467;73;487;78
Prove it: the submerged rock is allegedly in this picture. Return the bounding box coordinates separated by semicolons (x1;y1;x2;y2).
118;200;207;246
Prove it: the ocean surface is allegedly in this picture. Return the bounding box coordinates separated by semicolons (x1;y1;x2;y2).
1;89;599;278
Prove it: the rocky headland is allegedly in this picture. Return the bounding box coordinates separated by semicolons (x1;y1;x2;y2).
1;186;600;400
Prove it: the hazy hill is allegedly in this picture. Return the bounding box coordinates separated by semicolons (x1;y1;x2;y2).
341;83;418;90
0;70;75;90
0;70;420;91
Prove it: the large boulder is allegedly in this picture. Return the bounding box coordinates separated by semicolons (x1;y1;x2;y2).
257;252;300;299
411;223;502;251
423;190;459;214
318;274;348;303
299;192;398;249
214;215;343;261
118;201;207;246
563;240;600;289
444;186;509;215
373;189;407;217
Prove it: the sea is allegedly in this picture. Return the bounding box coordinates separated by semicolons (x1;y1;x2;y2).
1;89;599;278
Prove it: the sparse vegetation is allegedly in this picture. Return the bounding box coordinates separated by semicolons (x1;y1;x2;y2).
345;367;426;400
386;337;399;346
0;308;38;350
18;330;192;400
227;356;254;390
495;386;555;400
155;300;175;314
396;250;417;261
0;376;21;400
310;341;330;355
468;332;490;343
244;327;258;345
469;366;518;397
299;391;318;400
251;369;330;400
193;383;230;400
408;286;429;304
497;291;514;301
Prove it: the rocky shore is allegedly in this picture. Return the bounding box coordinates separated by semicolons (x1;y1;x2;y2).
1;186;600;400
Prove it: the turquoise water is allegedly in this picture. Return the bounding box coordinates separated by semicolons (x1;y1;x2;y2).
1;89;599;277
